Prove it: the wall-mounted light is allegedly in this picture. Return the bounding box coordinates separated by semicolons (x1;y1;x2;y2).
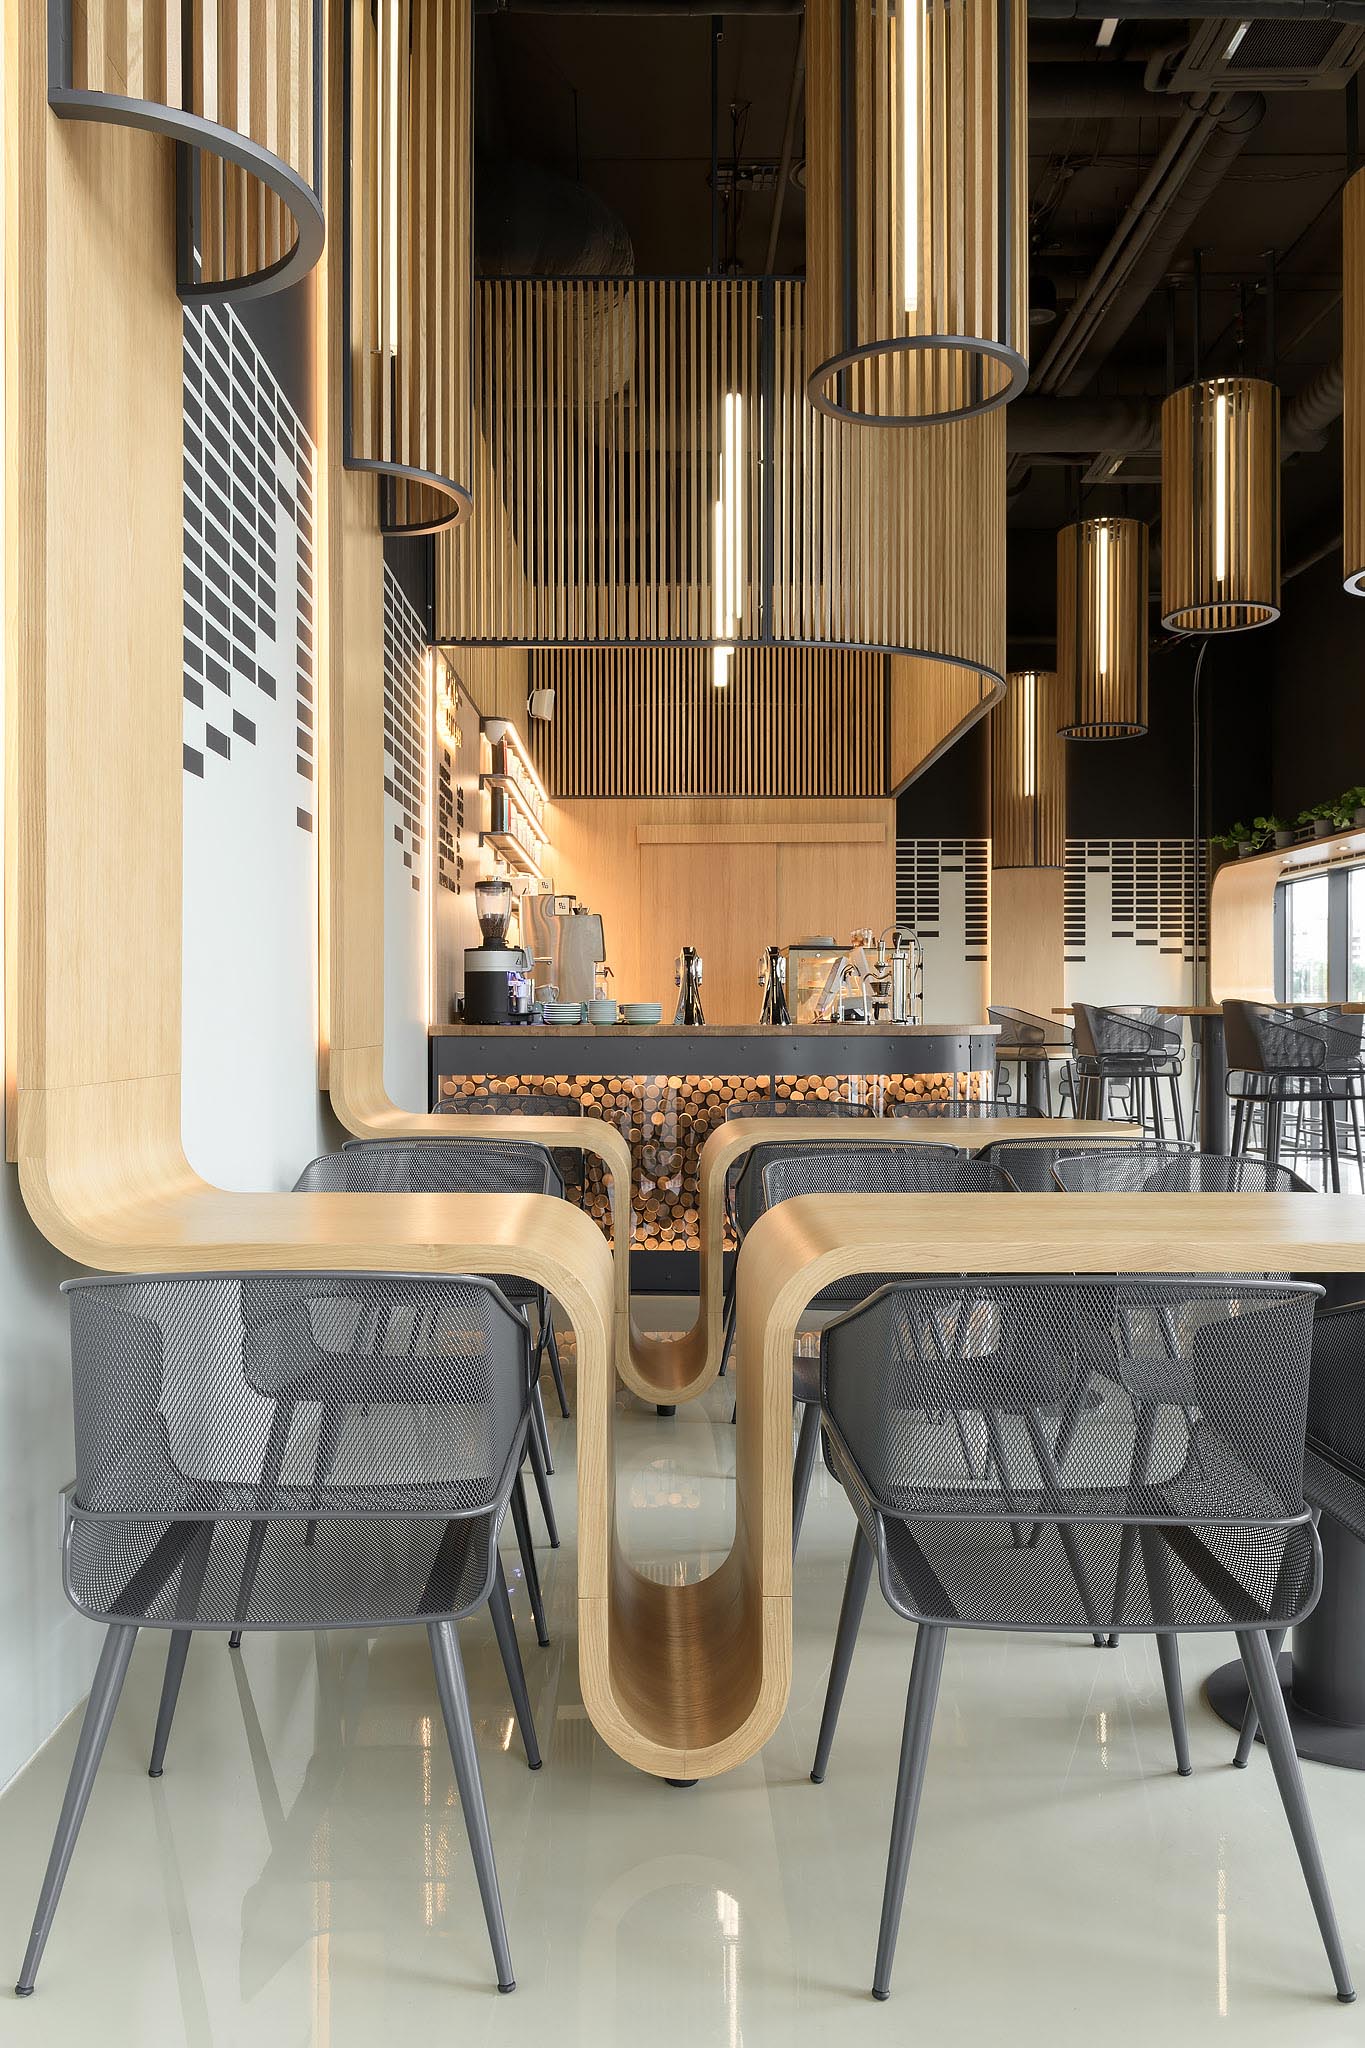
1160;375;1280;632
1057;516;1149;739
712;391;745;685
992;669;1066;868
805;0;1028;425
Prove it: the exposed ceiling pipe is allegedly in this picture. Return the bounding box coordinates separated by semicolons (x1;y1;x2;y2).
1008;375;1342;457
1033;93;1266;398
764;16;805;274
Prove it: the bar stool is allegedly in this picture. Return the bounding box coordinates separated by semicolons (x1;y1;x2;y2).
808;1274;1354;2006
1072;1002;1185;1139
1230;1004;1359;1192
17;1272;539;1998
987;1005;1078;1117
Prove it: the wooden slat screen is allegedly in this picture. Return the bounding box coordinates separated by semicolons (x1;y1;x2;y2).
57;0;320;295
345;0;473;533
435;278;1004;688
523;647;886;798
1160;377;1280;633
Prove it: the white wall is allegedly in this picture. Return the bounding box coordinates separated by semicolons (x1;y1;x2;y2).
896;838;990;1023
180;301;331;1191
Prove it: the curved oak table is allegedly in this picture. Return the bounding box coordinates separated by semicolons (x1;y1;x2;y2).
330;1093;1130;1405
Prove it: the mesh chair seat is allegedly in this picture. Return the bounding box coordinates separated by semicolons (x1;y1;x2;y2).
65;1507;497;1632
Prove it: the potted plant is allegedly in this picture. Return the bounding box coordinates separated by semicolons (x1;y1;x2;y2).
1298;804;1339;841
1211;822;1255;859
1253;815;1293;851
1342;785;1365;829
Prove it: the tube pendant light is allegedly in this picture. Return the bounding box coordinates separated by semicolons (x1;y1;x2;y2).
1161;376;1280;631
805;0;1029;426
992;669;1066;867
1345;169;1365;592
344;0;473;534
1057;517;1149;740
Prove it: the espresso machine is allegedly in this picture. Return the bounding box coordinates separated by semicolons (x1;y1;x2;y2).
463;878;535;1024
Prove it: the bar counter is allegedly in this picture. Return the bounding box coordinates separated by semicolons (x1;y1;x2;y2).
430;1021;1000;1284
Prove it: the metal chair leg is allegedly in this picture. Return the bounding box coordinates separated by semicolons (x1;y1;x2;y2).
16;1624;139;1996
791;1403;821;1556
427;1620;517;1994
1233;1626;1286;1767
526;1419;560;1551
1237;1628;1356;2003
488;1566;542;1770
508;1477;551;1647
148;1521;214;1777
1169;1070;1186;1144
530;1381;554;1477
718;1275;736;1378
872;1623;948;2001
544;1315;569;1419
1155;1629;1192;1778
811;1528;875;1784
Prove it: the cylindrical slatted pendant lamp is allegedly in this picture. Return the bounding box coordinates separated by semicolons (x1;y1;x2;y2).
1161;376;1280;631
344;0;473;534
1344;169;1365;592
805;0;1028;426
992;670;1066;867
1057;517;1149;739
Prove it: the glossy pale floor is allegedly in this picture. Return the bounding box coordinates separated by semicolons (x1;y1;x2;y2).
1;1315;1363;2048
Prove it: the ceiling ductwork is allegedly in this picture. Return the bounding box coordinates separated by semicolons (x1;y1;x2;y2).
1008;369;1345;459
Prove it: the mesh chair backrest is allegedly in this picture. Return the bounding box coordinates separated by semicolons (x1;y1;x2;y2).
821;1274;1317;1528
1250;1003;1362;1076
989;1005;1068;1050
64;1272;531;1520
977;1137;1137;1192
1221;999;1262;1071
724;1097;871;1119
1078;1005;1178;1061
757;1143;1007;1214
1052;1147;1310;1193
297;1137;563;1200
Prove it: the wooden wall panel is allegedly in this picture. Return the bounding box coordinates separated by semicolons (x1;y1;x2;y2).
989;868;1066;1019
889;654;1001;793
51;0;323;297
547;797;895;1022
526;646;885;798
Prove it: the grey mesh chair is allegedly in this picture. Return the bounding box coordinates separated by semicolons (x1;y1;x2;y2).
718;1098;872;1378
297;1142;561;1623
1052;1147;1315;1194
17;1271;540;1999
977;1135;1156;1192
1072;1003;1185;1138
436;1088;589;1205
1233;1294;1365;1766
342;1132;572;1419
1229;1004;1362;1192
809;1275;1353;2006
747;1144;1011;1550
988;1005;1077;1117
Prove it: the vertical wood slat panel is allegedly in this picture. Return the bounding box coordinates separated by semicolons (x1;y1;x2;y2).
435;278;1004;695
344;0;472;532
518;648;885;799
60;0;316;294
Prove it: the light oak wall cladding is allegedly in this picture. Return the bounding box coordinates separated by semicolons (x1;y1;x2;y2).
548;800;895;1024
528;647;886;799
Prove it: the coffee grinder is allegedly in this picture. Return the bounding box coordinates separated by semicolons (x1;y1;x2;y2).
463;878;534;1024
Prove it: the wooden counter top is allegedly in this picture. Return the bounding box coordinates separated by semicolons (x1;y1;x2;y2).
430;1021;1001;1038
